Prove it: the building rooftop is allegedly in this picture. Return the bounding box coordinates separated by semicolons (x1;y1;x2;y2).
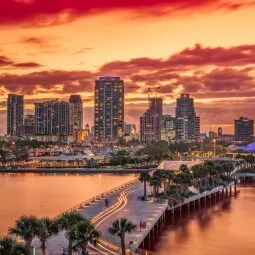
69;95;82;103
157;160;202;171
99;76;121;81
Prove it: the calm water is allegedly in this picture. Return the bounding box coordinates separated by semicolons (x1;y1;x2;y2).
0;173;135;234
154;185;255;255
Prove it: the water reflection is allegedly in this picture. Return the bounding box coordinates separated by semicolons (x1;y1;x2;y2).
0;173;134;234
154;186;255;255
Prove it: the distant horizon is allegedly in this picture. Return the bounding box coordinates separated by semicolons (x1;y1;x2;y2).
0;1;255;135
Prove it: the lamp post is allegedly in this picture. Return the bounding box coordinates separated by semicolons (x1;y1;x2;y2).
213;139;216;157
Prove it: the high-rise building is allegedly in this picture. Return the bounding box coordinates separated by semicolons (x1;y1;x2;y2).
175;94;199;142
140;97;163;142
235;117;254;143
23;114;35;136
124;123;136;136
7;94;24;137
149;97;163;116
94;77;124;142
69;95;83;130
34;99;73;141
140;111;161;142
194;116;200;140
161;115;176;143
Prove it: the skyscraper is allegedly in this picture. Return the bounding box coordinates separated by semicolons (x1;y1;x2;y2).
69;95;83;130
7;94;24;137
235;117;254;143
149;97;163;116
194;116;200;140
23;114;35;136
175;94;199;142
161;115;176;143
124;123;136;136
94;77;124;142
140;97;163;142
35;99;73;141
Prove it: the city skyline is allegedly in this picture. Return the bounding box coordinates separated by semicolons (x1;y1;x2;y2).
4;89;255;138
1;1;255;133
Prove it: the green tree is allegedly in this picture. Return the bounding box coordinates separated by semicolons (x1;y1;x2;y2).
179;164;189;173
136;141;171;162
9;216;39;255
108;218;137;255
56;212;86;255
138;172;151;198
191;165;203;187
160;170;173;198
110;150;132;166
0;149;8;166
0;236;28;255
214;164;223;185
150;175;162;197
73;220;100;254
37;217;58;255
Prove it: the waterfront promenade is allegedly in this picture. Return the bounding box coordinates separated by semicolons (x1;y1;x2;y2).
31;178;167;254
32;170;239;254
32;179;138;254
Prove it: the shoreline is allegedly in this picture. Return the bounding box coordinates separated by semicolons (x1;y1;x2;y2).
0;168;153;174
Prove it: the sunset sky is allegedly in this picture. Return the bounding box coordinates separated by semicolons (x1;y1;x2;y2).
1;0;255;134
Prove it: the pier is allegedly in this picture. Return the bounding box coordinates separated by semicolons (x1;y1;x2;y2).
31;168;240;254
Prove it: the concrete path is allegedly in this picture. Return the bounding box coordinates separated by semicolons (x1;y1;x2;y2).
93;182;167;254
33;180;167;255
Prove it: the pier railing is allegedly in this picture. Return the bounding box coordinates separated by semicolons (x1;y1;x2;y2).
133;201;168;251
53;178;138;219
171;181;235;209
132;181;235;252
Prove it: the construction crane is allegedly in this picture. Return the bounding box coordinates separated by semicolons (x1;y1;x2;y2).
125;83;161;107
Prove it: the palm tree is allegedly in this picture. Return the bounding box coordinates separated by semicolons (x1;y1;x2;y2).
0;236;28;255
191;165;203;187
72;220;100;254
9;215;39;255
214;164;223;185
138;172;151;198
160;170;173;197
37;217;58;255
150;175;161;197
108;218;137;255
56;211;86;255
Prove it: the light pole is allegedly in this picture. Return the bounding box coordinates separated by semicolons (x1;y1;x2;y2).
213;139;216;157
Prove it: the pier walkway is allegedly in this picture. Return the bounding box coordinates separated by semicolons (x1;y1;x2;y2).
32;179;138;254
33;179;238;254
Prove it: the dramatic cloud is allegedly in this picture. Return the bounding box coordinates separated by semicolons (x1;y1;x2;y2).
1;44;255;98
12;62;43;68
0;43;255;133
0;56;14;66
0;70;95;94
100;44;255;76
0;0;254;27
0;54;42;70
167;44;255;67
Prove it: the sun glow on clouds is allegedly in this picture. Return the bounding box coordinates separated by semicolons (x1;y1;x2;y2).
0;1;255;134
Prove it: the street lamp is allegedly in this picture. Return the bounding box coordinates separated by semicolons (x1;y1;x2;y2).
213;139;216;157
